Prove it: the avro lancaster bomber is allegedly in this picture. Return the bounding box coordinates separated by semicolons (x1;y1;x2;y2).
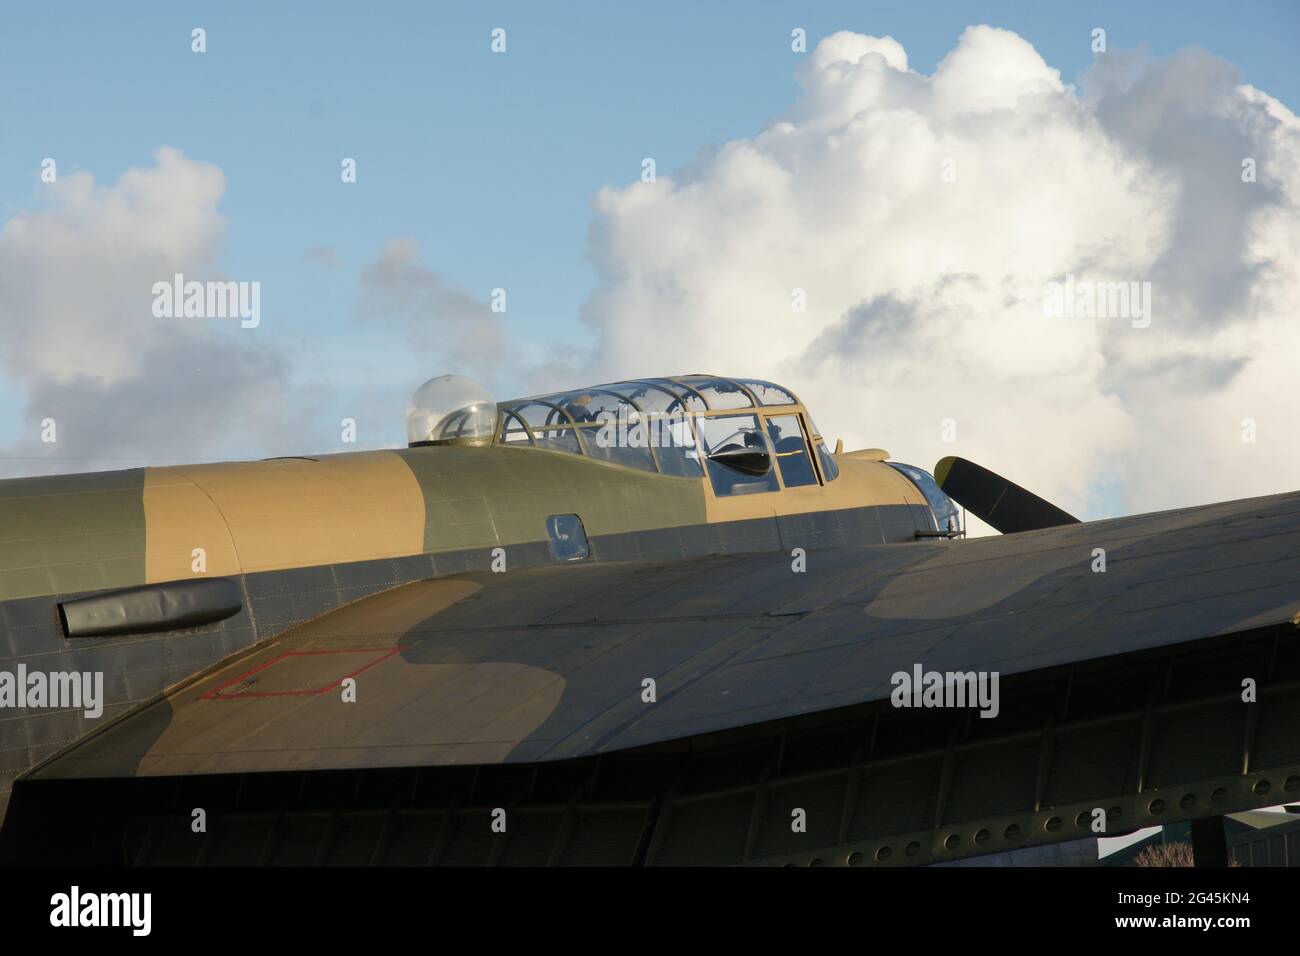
2;373;1299;867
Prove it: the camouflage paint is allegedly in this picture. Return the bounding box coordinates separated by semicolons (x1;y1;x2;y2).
0;441;925;821
1;444;921;604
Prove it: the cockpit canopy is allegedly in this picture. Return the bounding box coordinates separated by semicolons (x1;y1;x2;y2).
499;375;799;421
517;376;794;415
495;374;839;487
404;373;960;531
405;373;838;488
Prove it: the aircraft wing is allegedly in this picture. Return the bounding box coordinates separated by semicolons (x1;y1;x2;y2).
28;488;1300;781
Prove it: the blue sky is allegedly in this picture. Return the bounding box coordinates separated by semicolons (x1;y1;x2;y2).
0;2;1298;514
3;1;1295;356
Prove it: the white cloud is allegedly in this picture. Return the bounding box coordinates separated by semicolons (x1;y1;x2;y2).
356;238;512;385
0;147;326;473
580;26;1300;518
0;146;226;386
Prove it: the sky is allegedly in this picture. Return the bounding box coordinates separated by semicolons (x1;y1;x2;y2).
0;1;1298;524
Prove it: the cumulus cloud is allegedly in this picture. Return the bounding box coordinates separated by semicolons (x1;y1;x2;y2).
357;238;513;385
0;147;326;473
580;26;1300;518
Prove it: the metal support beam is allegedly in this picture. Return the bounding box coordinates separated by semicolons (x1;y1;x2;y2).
1136;692;1157;793
1242;703;1259;775
1033;713;1055;812
256;813;283;867
427;805;457;866
642;777;682;867
837;747;865;845
743;758;776;861
369;807;399;867
933;724;963;828
547;789;582;867
311;811;340;866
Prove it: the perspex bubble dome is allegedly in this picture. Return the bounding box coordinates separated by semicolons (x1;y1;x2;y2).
405;375;498;446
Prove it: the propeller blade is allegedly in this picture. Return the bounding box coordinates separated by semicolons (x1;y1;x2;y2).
934;456;1079;534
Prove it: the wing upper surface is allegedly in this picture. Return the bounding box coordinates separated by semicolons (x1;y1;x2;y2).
31;489;1300;780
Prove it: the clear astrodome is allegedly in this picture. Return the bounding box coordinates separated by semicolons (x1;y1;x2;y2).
405;374;498;445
